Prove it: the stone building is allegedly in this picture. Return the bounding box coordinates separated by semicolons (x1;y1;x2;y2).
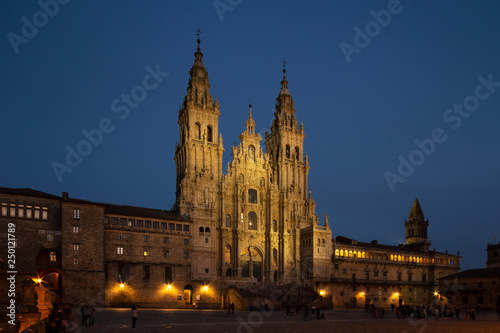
438;243;500;311
318;199;460;309
0;38;461;310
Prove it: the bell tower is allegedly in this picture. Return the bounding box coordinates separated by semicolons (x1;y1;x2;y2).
405;199;431;251
174;36;224;218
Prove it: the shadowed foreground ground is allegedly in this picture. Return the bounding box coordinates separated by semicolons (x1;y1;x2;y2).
77;308;500;333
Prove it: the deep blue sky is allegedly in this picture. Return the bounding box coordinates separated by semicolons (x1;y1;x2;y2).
2;1;499;271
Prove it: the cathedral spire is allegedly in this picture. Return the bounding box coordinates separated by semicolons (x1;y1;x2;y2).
408;198;424;221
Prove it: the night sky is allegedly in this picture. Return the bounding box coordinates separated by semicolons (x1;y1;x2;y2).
2;1;500;271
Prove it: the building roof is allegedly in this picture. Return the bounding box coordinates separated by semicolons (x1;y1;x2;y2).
335;235;453;256
0;187;61;200
0;186;186;222
104;203;187;222
408;198;424;220
438;267;500;280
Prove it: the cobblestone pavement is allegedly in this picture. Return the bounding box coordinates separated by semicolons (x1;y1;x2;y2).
76;308;500;333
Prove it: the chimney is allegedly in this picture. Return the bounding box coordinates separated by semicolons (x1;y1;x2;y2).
62;192;68;200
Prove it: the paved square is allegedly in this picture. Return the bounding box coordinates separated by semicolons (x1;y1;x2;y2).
72;308;500;333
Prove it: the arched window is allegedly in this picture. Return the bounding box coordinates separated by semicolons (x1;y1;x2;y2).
207;126;213;142
199;227;204;236
195;123;201;140
272;220;277;232
273;248;277;266
340;249;344;257
322;239;325;247
248;211;257;230
225;214;231;228
335;249;340;257
317;238;321;246
362;252;366;259
225;245;231;264
205;227;210;237
248;189;257;203
248;145;255;160
286;145;290;158
295;147;300;160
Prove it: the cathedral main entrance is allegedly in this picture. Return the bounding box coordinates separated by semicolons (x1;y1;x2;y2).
240;247;263;281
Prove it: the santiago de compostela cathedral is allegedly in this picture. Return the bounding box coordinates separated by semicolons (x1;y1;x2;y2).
173;37;332;286
0;37;460;313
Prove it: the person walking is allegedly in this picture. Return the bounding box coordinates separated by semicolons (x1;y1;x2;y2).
131;306;138;328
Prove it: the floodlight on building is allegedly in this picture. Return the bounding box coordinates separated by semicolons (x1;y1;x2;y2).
434;291;439;296
203;285;209;292
37;278;42;283
120;283;125;289
166;284;172;290
319;290;326;296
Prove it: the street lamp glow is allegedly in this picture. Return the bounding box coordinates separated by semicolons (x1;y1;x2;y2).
203;285;208;292
120;283;125;289
166;284;172;290
37;278;42;283
434;291;439;296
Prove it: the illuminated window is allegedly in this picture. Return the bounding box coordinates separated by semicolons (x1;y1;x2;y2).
49;251;57;262
18;205;24;218
335;249;340;257
10;204;16;217
1;203;7;216
73;209;80;220
128;219;135;227
117;247;124;255
73;244;79;251
73;258;79;265
144;248;150;256
248;212;257;230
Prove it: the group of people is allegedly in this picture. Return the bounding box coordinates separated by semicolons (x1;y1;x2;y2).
80;304;95;326
226;302;235;314
285;305;325;320
393;304;478;320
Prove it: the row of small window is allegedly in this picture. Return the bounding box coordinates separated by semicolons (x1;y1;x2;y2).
112;264;175;283
335;249;457;265
224;214;279;232
105;216;190;232
47;251;80;265
117;233;190;246
116;246;190;258
2;203;48;220
340;268;427;282
39;229;62;241
302;238;326;248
